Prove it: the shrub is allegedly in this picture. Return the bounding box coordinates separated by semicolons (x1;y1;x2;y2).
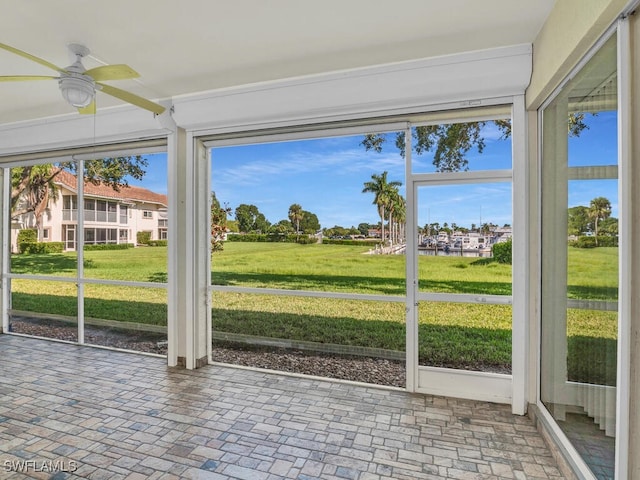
597;236;618;247
322;238;375;246
492;239;512;264
227;233;316;244
84;243;134;251
571;235;618;248
294;236;317;244
266;233;287;242
571;236;596;248
227;234;258;242
148;240;168;247
137;231;152;245
17;229;37;250
19;242;64;254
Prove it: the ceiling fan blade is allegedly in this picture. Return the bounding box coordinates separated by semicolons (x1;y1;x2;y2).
98;83;165;115
85;64;140;81
78;101;96;115
0;75;57;82
0;43;66;73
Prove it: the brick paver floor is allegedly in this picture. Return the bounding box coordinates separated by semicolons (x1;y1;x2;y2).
0;335;566;479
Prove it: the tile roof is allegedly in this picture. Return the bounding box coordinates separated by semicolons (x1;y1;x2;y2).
53;170;167;207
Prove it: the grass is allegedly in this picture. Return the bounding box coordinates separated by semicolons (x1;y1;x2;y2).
8;243;619;381
10;246;168;282
567;247;618;300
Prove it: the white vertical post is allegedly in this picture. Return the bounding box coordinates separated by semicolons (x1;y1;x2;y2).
184;133;195;369
77;159;85;344
168;127;210;369
167;127;181;367
615;15;631;480
511;94;529;415
171;127;194;368
189;135;211;368
205;148;213;364
404;124;418;392
1;168;9;333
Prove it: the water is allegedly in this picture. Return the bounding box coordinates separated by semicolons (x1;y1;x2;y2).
418;248;492;258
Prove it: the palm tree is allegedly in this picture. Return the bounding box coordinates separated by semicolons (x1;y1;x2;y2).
386;190;399;244
362;171;402;244
288;203;304;234
392;194;406;243
589;196;612;246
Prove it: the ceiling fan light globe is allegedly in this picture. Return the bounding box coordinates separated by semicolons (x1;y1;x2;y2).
59;76;94;108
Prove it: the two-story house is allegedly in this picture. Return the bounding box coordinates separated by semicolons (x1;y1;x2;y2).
12;169;168;251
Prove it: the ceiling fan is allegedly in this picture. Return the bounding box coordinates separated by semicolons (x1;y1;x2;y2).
0;43;165;115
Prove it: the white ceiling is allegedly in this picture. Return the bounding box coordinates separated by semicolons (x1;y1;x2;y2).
0;0;556;126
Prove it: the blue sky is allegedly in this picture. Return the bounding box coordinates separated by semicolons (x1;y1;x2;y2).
209;123;518;229
130;112;619;230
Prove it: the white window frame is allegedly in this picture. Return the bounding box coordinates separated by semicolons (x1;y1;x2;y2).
205;95;529;413
0;145;169;348
535;17;632;479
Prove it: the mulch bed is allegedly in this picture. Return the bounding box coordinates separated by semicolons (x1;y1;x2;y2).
8;317;406;388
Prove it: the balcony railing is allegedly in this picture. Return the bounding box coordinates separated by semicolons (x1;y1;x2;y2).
62;209;119;223
62;209;77;221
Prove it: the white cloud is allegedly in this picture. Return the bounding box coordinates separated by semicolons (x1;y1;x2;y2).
212;146;403;187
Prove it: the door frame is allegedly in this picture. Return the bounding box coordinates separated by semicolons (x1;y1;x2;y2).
65;224;76;251
404;98;529;413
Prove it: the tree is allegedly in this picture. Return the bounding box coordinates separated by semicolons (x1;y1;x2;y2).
391;193;406;243
235;204;260;233
11;165;60;235
362;115;589;172
226;220;239;233
599;217;618;237
568;206;590;236
254;213;271;234
11;157;148;232
272;219;294;234
324;225;348;237
589;196;612;245
299;210;320;233
288;204;304;234
426;222;440;235
362;171;402;244
385;189;405;244
362;123;502;172
357;222;379;236
211;192;231;253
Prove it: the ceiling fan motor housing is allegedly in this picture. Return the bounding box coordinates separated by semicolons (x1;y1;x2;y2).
59;61;95;108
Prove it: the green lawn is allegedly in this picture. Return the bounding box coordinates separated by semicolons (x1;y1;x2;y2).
10;246;168;282
567;246;618;300
8;243;618;379
212;242;513;295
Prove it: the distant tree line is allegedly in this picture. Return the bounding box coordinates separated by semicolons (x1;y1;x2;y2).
232;203;321;235
418;222;510;236
209;195;322;239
